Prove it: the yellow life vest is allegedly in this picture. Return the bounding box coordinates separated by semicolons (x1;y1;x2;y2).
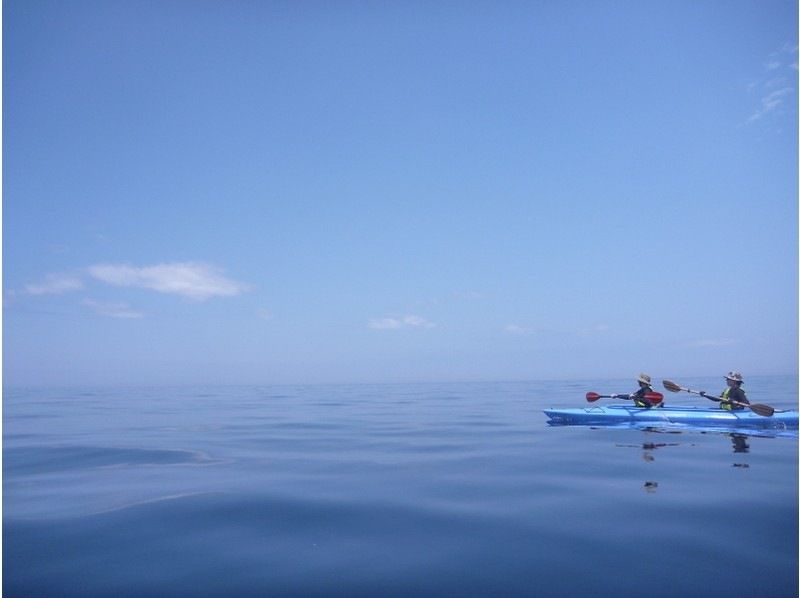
720;387;733;410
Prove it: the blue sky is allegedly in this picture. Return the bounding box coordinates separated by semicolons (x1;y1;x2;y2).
4;1;797;386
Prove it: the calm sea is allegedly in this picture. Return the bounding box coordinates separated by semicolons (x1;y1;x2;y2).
4;376;798;596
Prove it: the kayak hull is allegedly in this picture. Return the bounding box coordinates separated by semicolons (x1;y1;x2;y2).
544;405;798;430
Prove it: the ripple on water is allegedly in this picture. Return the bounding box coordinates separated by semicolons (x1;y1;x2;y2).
4;446;217;475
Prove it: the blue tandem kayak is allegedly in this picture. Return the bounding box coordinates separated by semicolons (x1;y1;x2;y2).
544;405;798;431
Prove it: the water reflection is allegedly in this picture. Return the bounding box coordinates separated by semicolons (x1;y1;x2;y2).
615;440;681;462
616;440;678;492
730;433;750;453
614;428;765;454
547;421;798;442
611;431;762;491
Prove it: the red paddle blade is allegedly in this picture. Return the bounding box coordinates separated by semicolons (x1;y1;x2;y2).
586;392;601;402
645;392;664;404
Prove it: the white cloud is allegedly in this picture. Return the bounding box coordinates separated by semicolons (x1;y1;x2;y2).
87;262;247;300
83;299;143;319
370;318;402;330
746;44;797;124
764;75;789;90
25;274;84;295
747;86;793;122
507;323;609;337
369;315;435;330
687;338;737;348
453;290;483;300
402;315;434;328
505;324;531;335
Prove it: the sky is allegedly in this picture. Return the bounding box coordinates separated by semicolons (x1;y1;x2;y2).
3;0;798;387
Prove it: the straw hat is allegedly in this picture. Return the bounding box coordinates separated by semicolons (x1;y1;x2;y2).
638;373;652;385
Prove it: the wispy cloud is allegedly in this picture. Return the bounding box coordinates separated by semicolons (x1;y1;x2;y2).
687;338;737;348
369;315;435;330
453;290;483;300
747;85;794;123
505;324;532;336
87;262;248;301
25;273;84;295
506;323;609;338
747;44;797;124
83;299;144;319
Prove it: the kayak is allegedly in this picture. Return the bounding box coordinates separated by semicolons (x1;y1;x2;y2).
544;405;798;431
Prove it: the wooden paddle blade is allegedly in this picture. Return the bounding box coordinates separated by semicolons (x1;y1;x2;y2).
748;403;774;417
586;392;601;402
662;380;682;393
645;392;663;403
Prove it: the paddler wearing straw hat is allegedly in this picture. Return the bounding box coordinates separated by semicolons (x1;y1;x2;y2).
612;373;663;408
701;371;750;411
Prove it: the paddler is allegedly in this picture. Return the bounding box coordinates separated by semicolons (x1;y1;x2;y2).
613;373;662;408
702;371;750;410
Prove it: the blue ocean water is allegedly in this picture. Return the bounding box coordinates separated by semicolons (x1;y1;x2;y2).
4;376;798;596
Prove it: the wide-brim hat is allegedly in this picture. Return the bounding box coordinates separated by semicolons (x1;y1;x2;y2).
638;373;651;385
724;371;743;383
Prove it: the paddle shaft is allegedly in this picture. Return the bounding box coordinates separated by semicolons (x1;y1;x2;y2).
661;380;773;417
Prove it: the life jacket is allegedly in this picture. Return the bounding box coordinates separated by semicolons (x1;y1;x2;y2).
720;387;732;410
634;386;654;408
720;387;745;410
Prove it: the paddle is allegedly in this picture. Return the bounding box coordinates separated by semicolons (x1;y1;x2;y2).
586;391;663;404
661;380;774;417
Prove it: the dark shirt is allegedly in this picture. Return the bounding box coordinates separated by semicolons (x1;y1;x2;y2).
632;385;657;408
724;385;749;409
